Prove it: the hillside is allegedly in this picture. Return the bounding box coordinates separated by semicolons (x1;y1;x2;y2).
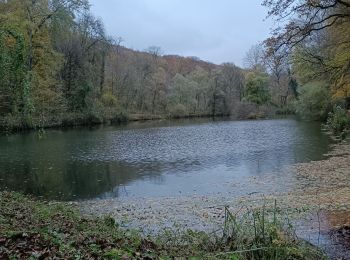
0;0;284;132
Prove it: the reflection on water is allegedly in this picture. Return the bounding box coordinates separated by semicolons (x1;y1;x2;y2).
0;118;333;201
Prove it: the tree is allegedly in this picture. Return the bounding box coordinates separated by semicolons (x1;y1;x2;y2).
221;63;245;102
244;72;271;105
1;0;64;125
295;81;330;120
58;11;108;111
187;66;211;114
146;46;163;60
168;73;196;116
264;48;291;106
0;0;258;129
148;67;167;114
0;28;27;117
243;44;265;72
263;0;350;99
263;0;350;50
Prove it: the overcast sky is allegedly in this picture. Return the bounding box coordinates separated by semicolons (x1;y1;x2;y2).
89;0;273;66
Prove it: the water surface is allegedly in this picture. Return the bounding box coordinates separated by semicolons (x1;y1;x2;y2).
0;118;333;200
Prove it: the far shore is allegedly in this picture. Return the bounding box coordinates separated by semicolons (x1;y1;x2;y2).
0;109;293;135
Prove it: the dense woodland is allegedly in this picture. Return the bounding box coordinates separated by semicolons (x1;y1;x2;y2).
0;0;349;133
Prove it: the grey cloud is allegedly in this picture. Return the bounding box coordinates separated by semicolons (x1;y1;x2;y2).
90;0;273;66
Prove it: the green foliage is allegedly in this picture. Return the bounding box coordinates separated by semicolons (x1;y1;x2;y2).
219;205;313;260
155;202;324;260
276;105;295;115
326;106;350;135
0;29;28;117
101;91;118;107
295;82;330;121
264;0;350;98
168;73;197;114
292;47;326;85
244;72;271;105
264;0;350;125
0;0;105;130
168;103;188;117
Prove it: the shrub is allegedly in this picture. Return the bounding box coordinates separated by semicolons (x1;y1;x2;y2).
326;105;350;134
230;101;275;120
295;82;330;121
101;91;118;107
276;105;296;115
168;103;188;117
87;99;105;123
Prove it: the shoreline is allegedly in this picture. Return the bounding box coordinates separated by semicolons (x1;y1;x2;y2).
79;140;350;258
0;110;290;135
0;191;323;259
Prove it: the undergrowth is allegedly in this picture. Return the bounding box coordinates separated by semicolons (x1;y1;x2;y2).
326;105;350;137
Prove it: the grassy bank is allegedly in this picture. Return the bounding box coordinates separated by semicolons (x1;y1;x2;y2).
0;192;324;259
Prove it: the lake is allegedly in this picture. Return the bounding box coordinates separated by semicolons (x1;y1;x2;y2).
0;118;333;201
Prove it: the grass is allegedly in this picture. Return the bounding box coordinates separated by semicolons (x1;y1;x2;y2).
0;192;326;259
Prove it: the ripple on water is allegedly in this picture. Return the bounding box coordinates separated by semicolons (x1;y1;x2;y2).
0;118;333;200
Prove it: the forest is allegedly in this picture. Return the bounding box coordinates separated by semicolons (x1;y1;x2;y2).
1;0;350;133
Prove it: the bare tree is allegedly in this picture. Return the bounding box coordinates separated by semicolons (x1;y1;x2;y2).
221;63;245;102
263;0;350;51
243;44;265;71
112;36;124;54
263;49;291;106
145;46;163;60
